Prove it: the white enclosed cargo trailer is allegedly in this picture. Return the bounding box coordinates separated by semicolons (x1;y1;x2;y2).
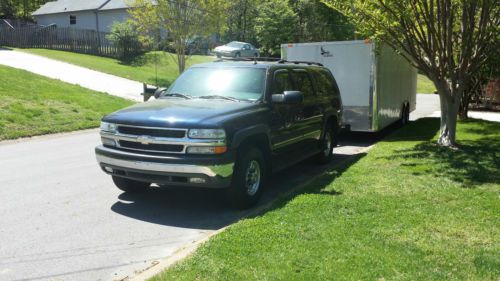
281;40;417;132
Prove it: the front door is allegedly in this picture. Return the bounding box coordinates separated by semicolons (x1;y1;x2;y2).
269;69;304;159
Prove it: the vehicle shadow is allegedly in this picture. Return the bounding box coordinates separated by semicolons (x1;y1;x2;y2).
110;124;402;230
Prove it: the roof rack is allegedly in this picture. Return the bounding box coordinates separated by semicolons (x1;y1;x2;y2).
212;57;323;67
213;57;281;64
277;59;323;67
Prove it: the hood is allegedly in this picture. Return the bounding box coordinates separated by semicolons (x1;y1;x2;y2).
103;98;259;128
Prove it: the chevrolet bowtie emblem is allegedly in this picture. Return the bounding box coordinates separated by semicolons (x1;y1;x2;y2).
137;135;153;145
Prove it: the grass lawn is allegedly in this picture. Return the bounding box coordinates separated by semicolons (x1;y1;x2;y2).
17;48;214;87
417;73;437;93
0;65;133;140
154;118;499;280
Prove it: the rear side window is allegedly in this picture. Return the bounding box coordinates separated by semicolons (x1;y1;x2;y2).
291;70;314;97
273;70;293;95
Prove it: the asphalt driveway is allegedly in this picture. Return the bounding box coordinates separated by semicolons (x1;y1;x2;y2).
0;94;439;281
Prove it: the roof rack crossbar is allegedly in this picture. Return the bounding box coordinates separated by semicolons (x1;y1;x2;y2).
277;59;323;67
213;57;281;63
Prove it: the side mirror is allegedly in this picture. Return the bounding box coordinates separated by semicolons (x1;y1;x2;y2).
272;91;304;104
154;87;167;99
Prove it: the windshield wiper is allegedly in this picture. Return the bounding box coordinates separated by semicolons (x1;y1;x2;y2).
162;92;193;99
198;95;240;102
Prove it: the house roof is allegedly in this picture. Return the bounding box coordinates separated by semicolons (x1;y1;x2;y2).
99;0;130;11
32;0;133;16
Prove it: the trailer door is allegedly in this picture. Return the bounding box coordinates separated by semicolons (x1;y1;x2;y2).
318;42;374;131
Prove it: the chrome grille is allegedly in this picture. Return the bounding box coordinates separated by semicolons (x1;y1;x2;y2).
117;125;186;138
118;140;184;153
101;124;225;155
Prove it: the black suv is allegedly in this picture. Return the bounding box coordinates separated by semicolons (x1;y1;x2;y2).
95;60;342;208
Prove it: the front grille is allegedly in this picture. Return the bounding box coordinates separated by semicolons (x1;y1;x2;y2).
118;126;186;138
119;140;184;153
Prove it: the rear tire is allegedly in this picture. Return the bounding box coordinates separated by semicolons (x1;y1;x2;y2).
112;176;150;193
316;124;337;164
226;147;266;209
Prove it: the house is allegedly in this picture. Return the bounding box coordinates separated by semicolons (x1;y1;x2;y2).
32;0;132;33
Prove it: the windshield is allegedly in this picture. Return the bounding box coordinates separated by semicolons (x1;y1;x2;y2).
227;42;243;48
164;67;266;101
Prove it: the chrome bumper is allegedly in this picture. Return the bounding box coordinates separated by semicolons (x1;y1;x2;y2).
95;146;234;188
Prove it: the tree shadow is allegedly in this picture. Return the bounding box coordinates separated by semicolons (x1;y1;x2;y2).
381;118;499;187
0;46;13;51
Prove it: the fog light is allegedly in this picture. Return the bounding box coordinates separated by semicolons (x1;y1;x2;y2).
104;166;113;173
189;177;206;184
101;137;116;147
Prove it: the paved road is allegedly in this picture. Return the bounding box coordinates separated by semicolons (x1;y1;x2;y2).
0;49;143;102
0;95;437;281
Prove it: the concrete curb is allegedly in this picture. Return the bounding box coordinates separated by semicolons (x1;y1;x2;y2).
0;128;99;146
126;144;375;281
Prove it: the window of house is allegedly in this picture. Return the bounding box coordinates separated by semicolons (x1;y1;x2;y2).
70;15;76;25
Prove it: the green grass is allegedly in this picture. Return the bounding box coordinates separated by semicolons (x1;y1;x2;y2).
417;73;437;93
17;48;214;87
0;65;133;140
154;118;500;281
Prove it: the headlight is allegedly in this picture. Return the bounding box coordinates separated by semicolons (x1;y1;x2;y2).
186;146;227;154
100;122;117;133
188;129;226;139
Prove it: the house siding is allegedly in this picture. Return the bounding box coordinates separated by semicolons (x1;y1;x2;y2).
97;9;130;32
34;9;130;33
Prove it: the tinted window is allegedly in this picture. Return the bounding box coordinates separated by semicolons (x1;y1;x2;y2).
273;71;292;95
291;70;314;97
70;15;76;25
166;67;265;101
313;69;339;96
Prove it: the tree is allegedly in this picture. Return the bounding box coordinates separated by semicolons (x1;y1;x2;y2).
289;0;354;42
129;0;228;73
254;0;298;56
0;0;51;20
459;46;499;119
223;0;261;44
106;22;142;59
323;0;499;147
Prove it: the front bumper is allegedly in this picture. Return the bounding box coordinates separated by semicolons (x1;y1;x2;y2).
95;146;234;188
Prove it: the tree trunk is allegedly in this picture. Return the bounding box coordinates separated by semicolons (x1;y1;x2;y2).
175;38;186;74
437;91;460;147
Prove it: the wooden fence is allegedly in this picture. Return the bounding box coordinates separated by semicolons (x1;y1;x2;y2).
0;25;123;58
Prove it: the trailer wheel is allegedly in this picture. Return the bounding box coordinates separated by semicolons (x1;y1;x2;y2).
400;104;410;126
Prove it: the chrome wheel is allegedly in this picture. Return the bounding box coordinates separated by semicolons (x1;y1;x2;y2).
245;160;261;196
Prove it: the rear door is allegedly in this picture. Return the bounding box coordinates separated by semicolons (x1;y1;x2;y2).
290;69;322;145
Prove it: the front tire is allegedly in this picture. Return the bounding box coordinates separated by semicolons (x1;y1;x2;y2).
112;176;150;193
226;147;266;209
234;52;241;58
